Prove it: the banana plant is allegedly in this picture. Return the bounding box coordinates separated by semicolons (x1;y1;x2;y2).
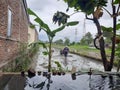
27;8;79;72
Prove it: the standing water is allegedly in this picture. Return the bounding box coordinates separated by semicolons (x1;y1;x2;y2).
24;48;120;90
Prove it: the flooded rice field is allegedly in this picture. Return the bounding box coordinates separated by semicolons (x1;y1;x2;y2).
35;48;116;72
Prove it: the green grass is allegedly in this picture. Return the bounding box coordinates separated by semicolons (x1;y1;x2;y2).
69;44;99;52
52;44;112;57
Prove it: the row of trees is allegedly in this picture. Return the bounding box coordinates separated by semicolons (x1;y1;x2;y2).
80;32;93;45
54;37;70;45
54;32;93;46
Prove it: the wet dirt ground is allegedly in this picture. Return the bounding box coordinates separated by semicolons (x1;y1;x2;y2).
35;48;116;72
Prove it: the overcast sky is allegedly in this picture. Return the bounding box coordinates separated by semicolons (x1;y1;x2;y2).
26;0;114;42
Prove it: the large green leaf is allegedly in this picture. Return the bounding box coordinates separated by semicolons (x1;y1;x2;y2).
34;17;51;32
116;23;120;30
113;0;120;4
27;8;38;17
38;42;47;49
52;26;65;34
101;23;120;32
27;8;51;32
52;21;79;35
42;51;48;55
97;0;108;6
30;24;35;29
66;21;79;26
54;61;62;68
48;31;55;38
101;26;113;32
28;41;47;49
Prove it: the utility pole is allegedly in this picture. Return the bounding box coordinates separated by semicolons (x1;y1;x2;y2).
75;28;77;43
83;18;86;36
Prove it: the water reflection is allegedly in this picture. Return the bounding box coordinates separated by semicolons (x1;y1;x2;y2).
24;72;120;90
24;71;53;90
89;75;120;90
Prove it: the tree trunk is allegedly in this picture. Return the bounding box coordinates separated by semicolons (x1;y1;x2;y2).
109;6;116;71
48;40;52;72
93;17;111;71
117;63;120;72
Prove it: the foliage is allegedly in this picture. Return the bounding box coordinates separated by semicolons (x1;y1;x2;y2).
101;22;120;33
80;32;93;45
2;42;40;72
53;11;70;26
70;41;76;45
115;43;120;71
116;44;120;58
14;43;29;72
54;61;63;71
14;43;40;72
114;0;120;4
101;21;120;44
54;39;64;44
29;41;48;55
101;26;113;32
63;0;107;15
64;37;70;45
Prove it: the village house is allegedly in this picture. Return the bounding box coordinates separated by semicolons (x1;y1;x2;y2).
0;0;37;68
28;23;38;44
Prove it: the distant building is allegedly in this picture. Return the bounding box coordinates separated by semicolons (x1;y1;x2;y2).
0;0;29;67
28;23;39;44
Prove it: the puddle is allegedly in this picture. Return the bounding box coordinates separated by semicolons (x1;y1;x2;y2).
24;73;120;90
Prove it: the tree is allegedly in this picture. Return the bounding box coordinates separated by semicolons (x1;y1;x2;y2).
70;41;76;45
62;0;120;71
80;32;93;45
116;43;120;72
54;39;63;45
102;31;112;45
27;8;79;72
64;37;70;45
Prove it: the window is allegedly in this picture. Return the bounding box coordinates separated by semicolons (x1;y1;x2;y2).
7;8;12;37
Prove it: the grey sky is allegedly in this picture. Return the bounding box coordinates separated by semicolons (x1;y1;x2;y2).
26;0;115;42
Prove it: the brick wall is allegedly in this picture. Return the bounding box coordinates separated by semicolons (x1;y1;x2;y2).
0;0;28;66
